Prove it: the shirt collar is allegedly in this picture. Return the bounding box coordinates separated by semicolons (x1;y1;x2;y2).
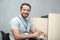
18;15;29;22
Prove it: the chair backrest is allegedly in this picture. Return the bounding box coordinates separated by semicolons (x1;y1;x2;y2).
0;31;2;40
0;31;10;40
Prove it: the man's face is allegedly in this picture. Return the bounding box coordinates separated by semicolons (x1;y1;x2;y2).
20;5;31;18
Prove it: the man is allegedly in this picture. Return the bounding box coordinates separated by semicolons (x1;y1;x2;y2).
9;3;47;40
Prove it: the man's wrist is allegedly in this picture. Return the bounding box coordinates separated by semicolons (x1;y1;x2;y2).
26;34;34;38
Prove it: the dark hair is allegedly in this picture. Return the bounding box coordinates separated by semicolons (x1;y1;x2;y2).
20;3;31;10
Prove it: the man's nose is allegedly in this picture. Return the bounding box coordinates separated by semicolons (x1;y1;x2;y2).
24;10;28;13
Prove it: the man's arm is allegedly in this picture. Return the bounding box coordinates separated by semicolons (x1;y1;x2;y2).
11;29;40;40
30;27;43;34
30;28;48;37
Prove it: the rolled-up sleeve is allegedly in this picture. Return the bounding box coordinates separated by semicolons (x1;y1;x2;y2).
9;18;19;29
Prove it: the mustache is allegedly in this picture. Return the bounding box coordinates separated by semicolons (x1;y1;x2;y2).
23;13;29;15
23;13;28;14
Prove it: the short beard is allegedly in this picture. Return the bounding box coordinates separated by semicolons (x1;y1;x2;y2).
22;14;28;18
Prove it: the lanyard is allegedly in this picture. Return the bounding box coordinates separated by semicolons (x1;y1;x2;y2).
18;16;28;32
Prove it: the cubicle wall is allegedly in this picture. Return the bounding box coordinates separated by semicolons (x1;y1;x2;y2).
48;13;60;40
30;18;48;34
30;13;60;40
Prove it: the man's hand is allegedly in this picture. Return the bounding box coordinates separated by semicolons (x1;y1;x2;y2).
43;33;48;37
31;32;40;38
40;33;48;38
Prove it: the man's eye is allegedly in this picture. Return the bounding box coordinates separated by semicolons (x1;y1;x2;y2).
23;9;26;11
27;10;30;12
